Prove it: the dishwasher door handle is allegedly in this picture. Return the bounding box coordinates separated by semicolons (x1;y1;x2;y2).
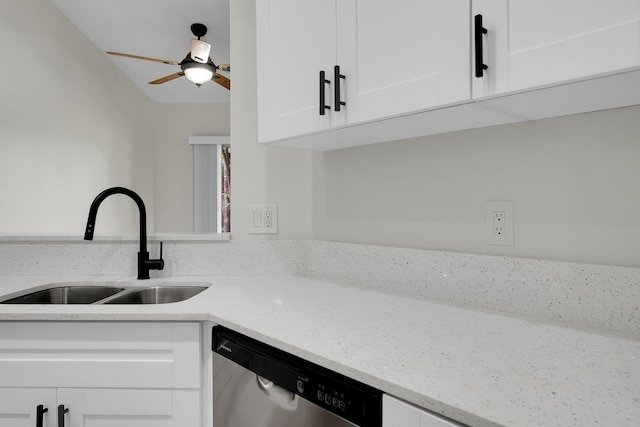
256;375;299;411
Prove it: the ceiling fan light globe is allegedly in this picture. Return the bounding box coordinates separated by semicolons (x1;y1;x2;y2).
184;68;214;84
181;59;216;86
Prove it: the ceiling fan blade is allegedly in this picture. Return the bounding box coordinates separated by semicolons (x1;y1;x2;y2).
218;64;231;72
149;72;185;85
212;73;231;90
107;51;179;66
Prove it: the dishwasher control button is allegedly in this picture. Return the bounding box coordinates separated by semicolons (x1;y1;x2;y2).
317;391;324;401
332;397;340;408
325;394;332;405
338;401;346;412
296;380;305;394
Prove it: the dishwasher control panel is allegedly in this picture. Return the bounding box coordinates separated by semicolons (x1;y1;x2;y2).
213;326;382;427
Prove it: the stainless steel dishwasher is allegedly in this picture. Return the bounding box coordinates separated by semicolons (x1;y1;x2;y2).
212;326;382;427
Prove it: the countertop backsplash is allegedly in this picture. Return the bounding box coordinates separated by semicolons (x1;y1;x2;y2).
1;236;638;337
0;236;307;277
306;241;640;338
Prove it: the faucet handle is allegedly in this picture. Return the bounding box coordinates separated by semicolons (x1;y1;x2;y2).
146;241;165;271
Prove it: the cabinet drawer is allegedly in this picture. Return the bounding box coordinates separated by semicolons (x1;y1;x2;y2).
0;322;200;389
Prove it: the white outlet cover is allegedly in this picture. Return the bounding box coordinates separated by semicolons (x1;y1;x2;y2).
249;204;278;235
486;201;514;245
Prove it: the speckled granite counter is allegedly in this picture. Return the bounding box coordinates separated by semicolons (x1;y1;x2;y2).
0;275;638;427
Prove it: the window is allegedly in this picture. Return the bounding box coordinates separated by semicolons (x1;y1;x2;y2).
190;136;231;233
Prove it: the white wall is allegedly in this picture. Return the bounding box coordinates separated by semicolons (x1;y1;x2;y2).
229;0;313;240
0;0;154;234
311;107;640;268
0;0;231;235
153;103;230;232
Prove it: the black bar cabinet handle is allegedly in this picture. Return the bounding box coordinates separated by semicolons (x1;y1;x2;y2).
334;65;346;112
58;405;69;427
36;405;48;427
474;14;488;77
319;70;331;115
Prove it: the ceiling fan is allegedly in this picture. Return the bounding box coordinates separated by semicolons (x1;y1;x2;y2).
106;23;230;89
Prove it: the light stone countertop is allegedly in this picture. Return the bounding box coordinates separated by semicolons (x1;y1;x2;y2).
0;275;638;427
0;233;231;242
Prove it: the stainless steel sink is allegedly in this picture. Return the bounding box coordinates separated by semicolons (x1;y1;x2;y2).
101;286;207;304
0;286;125;304
0;283;209;305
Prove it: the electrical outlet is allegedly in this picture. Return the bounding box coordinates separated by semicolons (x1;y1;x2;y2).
493;211;505;236
486;201;513;245
264;211;272;228
249;205;278;234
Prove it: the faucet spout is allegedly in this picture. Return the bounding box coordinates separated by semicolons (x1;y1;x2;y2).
84;187;164;279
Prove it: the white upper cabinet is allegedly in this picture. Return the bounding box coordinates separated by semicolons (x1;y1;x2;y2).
256;0;640;150
256;0;337;143
256;0;479;147
337;0;471;124
474;0;640;95
473;0;640;118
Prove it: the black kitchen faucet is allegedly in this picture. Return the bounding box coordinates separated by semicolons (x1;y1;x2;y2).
84;187;164;279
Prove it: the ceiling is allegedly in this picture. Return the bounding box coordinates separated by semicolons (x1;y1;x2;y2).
49;0;230;103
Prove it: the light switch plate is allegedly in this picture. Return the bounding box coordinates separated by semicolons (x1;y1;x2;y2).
486;201;514;245
249;204;278;234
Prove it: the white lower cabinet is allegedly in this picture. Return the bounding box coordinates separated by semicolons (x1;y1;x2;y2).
383;395;463;427
0;387;199;427
0;322;202;427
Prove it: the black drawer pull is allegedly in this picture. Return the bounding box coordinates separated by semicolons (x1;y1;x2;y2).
334;65;346;112
58;405;69;427
36;405;48;427
319;71;331;115
474;14;488;77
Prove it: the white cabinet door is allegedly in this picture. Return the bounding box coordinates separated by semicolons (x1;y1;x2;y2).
383;395;462;427
338;0;471;124
421;410;462;427
0;388;56;427
383;394;421;426
58;388;200;427
0;323;202;427
256;0;337;143
257;0;474;147
0;322;201;389
473;0;640;97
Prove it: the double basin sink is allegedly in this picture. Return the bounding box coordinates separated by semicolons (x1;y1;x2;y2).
0;283;208;305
